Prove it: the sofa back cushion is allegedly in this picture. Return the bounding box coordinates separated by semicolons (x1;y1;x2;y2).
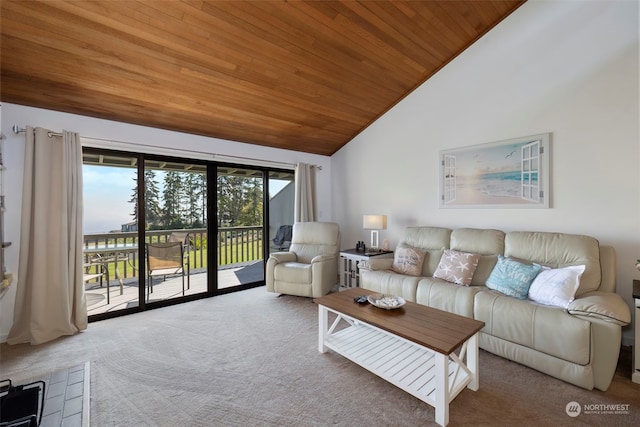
289;222;340;264
504;231;601;296
400;226;451;276
451;228;505;286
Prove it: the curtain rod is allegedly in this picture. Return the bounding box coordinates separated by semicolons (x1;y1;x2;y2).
11;125;321;170
12;125;61;139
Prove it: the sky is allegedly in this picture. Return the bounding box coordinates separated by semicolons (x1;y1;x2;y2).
83;165;136;233
83;165;289;234
447;140;538;178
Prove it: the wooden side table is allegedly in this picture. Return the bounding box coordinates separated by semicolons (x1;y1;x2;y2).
633;280;640;384
339;249;393;289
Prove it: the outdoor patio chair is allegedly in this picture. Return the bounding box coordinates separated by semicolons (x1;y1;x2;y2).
168;232;191;290
271;224;292;251
83;261;110;304
83;255;110;287
146;241;189;300
266;222;340;298
82;262;108;285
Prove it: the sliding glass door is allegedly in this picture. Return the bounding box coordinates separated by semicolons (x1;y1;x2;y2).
82;152;141;317
83;148;294;320
143;158;208;304
216;166;265;291
268;170;295;254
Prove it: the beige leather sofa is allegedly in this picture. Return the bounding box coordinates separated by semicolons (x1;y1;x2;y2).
360;226;631;391
266;222;340;298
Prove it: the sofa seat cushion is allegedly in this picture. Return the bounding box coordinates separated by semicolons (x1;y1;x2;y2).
359;270;419;302
416;278;480;318
474;289;591;365
274;262;312;284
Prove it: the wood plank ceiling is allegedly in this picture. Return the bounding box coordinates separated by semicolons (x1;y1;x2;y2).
1;0;524;156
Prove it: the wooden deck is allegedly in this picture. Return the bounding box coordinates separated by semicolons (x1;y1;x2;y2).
84;261;264;316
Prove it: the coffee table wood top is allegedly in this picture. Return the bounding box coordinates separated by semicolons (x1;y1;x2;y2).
315;288;485;355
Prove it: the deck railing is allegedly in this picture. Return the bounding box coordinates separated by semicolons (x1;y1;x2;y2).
83;226;263;280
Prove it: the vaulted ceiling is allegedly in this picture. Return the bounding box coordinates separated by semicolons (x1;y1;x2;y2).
1;0;524;156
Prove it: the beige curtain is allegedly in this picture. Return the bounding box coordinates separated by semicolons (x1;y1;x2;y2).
8;127;87;345
294;162;316;222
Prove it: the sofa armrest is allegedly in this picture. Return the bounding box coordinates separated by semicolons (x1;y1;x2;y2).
359;258;394;271
311;255;339;297
568;291;631;326
266;252;297;292
269;252;297;264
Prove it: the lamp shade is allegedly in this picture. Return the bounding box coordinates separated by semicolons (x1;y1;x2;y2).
363;215;387;230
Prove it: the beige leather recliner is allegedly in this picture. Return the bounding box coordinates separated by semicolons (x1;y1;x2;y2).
266;222;340;298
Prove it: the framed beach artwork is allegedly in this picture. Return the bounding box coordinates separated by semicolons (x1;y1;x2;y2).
439;133;550;208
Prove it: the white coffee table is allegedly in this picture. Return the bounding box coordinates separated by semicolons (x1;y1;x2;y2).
315;288;485;426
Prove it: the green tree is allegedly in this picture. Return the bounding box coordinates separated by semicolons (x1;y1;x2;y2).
161;171;184;228
238;177;263;226
129;169;161;229
183;172;205;228
217;175;245;227
198;173;207;227
144;170;162;228
217;174;263;227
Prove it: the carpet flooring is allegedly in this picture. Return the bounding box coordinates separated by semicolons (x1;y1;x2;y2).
1;287;639;426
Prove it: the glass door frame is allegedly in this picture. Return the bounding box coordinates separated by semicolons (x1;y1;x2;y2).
84;146;294;322
212;163;270;295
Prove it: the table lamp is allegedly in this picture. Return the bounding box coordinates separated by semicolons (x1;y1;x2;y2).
363;214;387;251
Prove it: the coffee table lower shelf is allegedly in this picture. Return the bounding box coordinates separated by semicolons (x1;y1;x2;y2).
319;306;479;426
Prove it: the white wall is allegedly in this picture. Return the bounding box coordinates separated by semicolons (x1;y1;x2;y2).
0;104;332;341
331;0;639;344
268;182;295;242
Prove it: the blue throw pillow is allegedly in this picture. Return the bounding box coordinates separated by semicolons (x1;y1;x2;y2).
486;256;542;299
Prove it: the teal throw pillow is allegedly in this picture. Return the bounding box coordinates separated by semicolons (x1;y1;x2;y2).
486;256;542;299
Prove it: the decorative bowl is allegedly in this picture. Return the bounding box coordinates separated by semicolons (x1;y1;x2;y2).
368;294;406;310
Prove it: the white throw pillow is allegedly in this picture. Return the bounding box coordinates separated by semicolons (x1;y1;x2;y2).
528;265;586;309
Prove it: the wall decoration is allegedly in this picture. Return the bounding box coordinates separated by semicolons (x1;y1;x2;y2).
439;133;550;208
